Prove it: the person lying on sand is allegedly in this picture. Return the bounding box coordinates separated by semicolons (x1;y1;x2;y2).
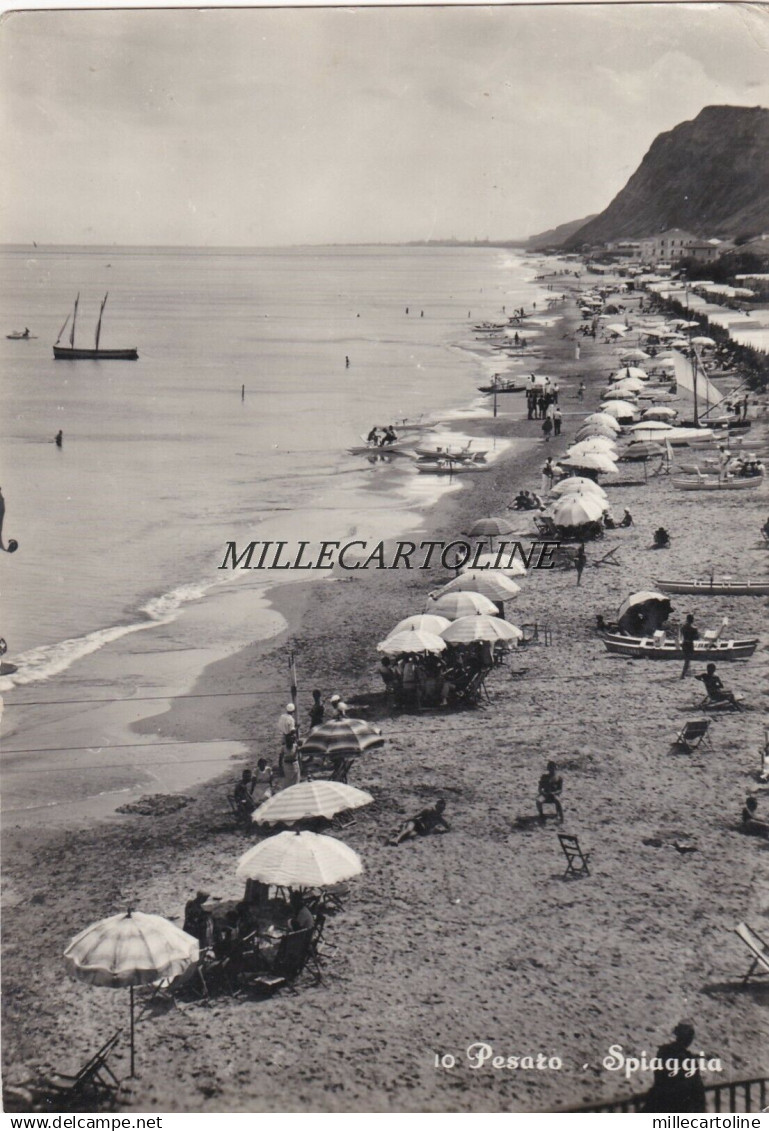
387;799;450;846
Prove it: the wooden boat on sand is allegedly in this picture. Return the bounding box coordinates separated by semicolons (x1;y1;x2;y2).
602;632;758;660
654;578;769;597
416;460;490;475
671;475;763;492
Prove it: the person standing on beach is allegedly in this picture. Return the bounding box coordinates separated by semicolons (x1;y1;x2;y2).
575;542;586;585
577;381;585;400
642;1022;706;1113
553;407;562;436
277;703;297;776
542;416;553;443
680;614;699;678
308;689;325;729
541;457;555;494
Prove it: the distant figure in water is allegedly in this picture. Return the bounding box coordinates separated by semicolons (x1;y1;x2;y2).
405;307;409;314
345;355;350;368
55;430;63;448
420;310;424;318
241;384;245;401
22;328;30;339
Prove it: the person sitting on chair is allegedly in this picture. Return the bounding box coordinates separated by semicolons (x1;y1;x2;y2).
536;761;564;821
378;656;398;695
288;894;315;932
183;891;213;947
388;799;450;845
696;662;738;706
233;769;256;818
619;508;633;528
653;527;670;549
740;796;769;837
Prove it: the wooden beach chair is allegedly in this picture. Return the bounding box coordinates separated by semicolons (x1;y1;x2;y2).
37;1031;121;1105
558;833;591;878
671;718;712;754
698;692;745;712
734;923;769;985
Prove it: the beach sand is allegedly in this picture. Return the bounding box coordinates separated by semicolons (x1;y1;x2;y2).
3;279;768;1113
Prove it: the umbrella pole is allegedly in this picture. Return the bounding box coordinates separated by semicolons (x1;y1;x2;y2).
130;984;136;1077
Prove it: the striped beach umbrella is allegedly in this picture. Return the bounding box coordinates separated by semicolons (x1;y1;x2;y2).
387;613;451;637
377;628;446;656
425;591;499;619
576;423;620;442
437;570;521;602
441;614;523;644
64;910;199;1076
583;413;621;431
235;830;363;887
252;781;373;826
298;718;384;759
550;477;607;499
549;493;605;526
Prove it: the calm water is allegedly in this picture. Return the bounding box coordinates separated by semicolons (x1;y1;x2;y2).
0;245;551;818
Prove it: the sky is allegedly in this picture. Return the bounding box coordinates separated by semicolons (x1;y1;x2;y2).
1;2;768;246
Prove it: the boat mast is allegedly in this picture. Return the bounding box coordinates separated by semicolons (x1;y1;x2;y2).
70;293;79;349
95;292;109;352
55;314;70;345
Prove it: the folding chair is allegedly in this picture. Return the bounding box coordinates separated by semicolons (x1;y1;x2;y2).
671;718;712;754
734;922;769;985
558;833;591;878
699;693;745;713
37;1032;121;1105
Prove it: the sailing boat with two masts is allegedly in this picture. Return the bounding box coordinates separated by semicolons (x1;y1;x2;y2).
53;293;138;360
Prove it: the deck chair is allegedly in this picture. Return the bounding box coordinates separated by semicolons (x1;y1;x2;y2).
238;927;314;995
558;833;591;878
38;1031;121;1105
734;923;769;984
671;719;712;754
699;692;745;712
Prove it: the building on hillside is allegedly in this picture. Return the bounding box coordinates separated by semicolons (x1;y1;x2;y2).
685;238;733;263
638;229;697;264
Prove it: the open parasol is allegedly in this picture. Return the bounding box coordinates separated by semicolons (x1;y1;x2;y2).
425;591;499;619
252;781;373;826
377;627;447;656
387;614;451;637
549;493;605;526
441;614;523;644
236;830;363;887
299;718;384;759
437;570;521;603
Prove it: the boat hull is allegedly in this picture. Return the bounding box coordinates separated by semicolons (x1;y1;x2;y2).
654;579;769;596
602;634;757;660
53;345;138;360
416;463;490;475
671;476;762;492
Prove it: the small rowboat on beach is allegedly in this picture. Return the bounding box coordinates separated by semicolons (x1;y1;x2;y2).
477;380;526;394
602;633;758;660
671;475;763;492
654;578;769;597
415;447;488;463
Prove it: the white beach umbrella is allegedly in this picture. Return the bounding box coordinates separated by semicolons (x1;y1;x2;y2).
619;349;650;361
610;375;645;392
583;412;621;431
64;910;199;1077
438;570;521;602
566;438;618;458
691;336;716;347
425;591;499;619
377;628;447;656
252;781;373;826
606;323;628;335
549;494;605;526
461;552;526;578
549;477;607;499
601;400;637;419
441;614;523;644
236;830;363;887
613;367;648;381
576;424;620;441
560;452;618;475
642;406;677;420
387;614;451;637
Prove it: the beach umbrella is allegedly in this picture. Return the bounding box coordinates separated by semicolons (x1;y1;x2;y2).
559;452;618;475
642;406;677;420
387;614;451;637
550;476;607;498
613;367;647;381
460;552;526;578
677;320;700;330
299;718;384;759
583;412;621;431
619;349;650;361
64;910;198;1077
549;494;605;526
576;423;620;441
236;830;363;887
617;591;673;635
605;323;628;336
619;440;665;462
691;336;716;347
567;438;618;457
441;614;523;644
438;570;521;603
610;376;645;393
466;517;514;539
425;591;499;619
377;627;447;656
252;781;373;826
601;400;637;420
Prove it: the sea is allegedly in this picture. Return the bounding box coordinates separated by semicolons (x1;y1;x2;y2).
0;244;556;822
